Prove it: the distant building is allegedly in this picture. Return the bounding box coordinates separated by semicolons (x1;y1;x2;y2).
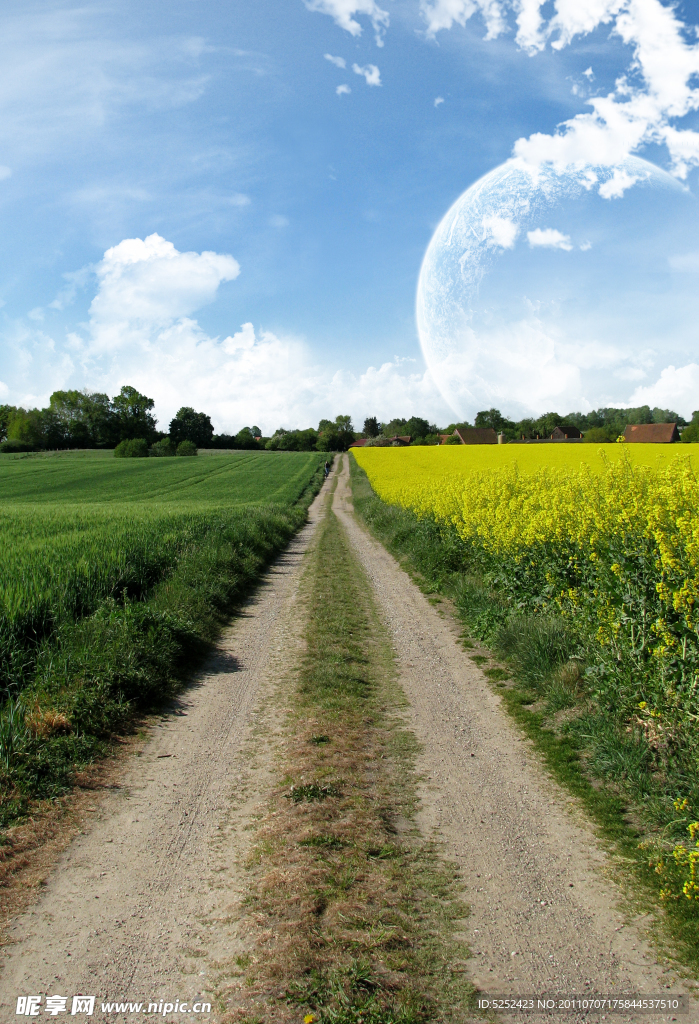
623;423;680;443
451;427;498;445
348;438;369;448
551;425;582;440
388;435;411;446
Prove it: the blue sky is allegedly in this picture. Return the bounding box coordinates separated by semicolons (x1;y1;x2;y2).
1;0;698;432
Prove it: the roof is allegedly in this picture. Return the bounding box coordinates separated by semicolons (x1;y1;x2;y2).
388;435;411;445
623;423;679;443
348;438;369;448
453;427;498;445
551;424;582;439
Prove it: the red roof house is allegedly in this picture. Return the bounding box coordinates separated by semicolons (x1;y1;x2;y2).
452;427;498;445
623;423;680;443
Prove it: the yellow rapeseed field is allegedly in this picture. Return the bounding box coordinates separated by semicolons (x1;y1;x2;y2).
353;441;699;902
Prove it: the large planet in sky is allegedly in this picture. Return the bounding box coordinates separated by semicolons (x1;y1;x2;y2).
416;157;699;418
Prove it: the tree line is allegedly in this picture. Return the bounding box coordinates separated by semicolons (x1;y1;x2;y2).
2;388;697;454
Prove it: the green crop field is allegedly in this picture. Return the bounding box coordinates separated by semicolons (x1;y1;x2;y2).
0;448;322;506
0;449;326;824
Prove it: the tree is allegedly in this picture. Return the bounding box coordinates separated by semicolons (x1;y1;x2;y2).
6;408;45;447
681;411;699;443
48;390;117;448
112;386;158;442
169;407;214;448
316;415;354;452
0;405;17;442
176;440;198;457
363;416;379;438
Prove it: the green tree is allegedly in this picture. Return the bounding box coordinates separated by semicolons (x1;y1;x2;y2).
681;411;699;443
169;407;214;448
176;440;198;456
6;408;46;447
112;386;158;442
316;415;354;452
363;416;379;438
0;405;17;442
114;438;149;458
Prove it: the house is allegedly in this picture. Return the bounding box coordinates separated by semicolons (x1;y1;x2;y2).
551;425;582;440
348;438;369;448
388;435;411;446
451;427;498;445
623;423;680;443
439;434;452;445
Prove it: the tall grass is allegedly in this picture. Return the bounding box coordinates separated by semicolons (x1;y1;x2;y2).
0;452;326;826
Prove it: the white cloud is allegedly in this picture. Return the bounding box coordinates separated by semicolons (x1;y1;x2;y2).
304;0;389;46
0;166;10;181
434;96;445;107
352;62;381;86
28;308;44;322
324;53;346;68
598;167;639;198
0;234;452;432
669;251;699;272
421;0;508;42
527;227;573;250
415;0;699;180
89;233;240;346
579;241;592;251
481;214;519;249
628;363;699;413
336;83;351;95
227;193;251;207
269;214;289;228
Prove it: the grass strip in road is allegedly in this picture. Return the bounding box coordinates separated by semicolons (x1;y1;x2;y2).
348;455;699;979
228;497;472;1024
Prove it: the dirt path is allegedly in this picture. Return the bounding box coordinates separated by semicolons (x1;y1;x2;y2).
333;456;696;1024
0;477;332;1023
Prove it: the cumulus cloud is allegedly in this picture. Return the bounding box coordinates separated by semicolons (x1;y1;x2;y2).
628;363;699;413
324;53;346;68
527;227;573;250
421;0;507;42
434;96;445;106
598;168;639;199
482;214;519;249
414;0;699;183
304;0;389;45
352;62;381;86
336;83;351;95
0;234;451;432
88;234;239;346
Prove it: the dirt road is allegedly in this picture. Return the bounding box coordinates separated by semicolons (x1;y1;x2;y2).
0;478;331;1022
332;456;695;1023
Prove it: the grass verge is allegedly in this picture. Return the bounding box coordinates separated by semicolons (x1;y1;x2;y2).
0;461;326;832
349;455;699;979
227;488;472;1023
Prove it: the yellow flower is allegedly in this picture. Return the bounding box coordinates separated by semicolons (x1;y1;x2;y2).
304;1015;316;1023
